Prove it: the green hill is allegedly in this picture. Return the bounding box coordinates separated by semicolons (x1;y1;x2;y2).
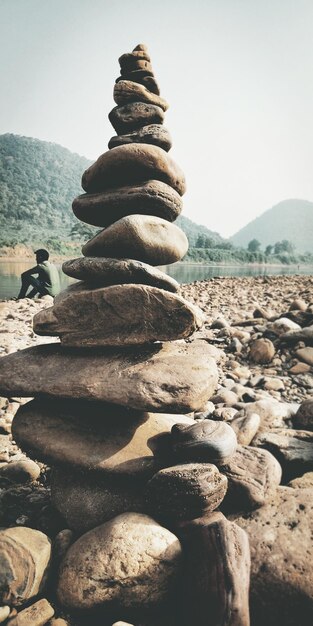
231;199;313;253
0;133;224;254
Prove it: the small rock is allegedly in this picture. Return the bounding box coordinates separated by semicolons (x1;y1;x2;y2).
289;361;311;374
171;420;237;464
0;459;40;484
293;399;313;430
250;338;275;364
210;388;238;406
289;298;307;311
253;428;313;480
230;412;261;445
296;346;313;365
145;463;228;521
0;606;10;623
52;529;73;567
0;526;51;606
288;472;313;489
7;599;54;626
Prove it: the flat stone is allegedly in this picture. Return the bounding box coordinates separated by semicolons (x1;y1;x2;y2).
109;124;172;151
250;338;275;363
296;346;313;365
0;527;51;606
289;361;311;374
62;257;179;292
72;179;182;226
114;81;168;110
145;463;228;521
81;144;186;195
230;412;261;445
12;398;193;477
253;428;313;480
232;487;313;626
171;420;237;464
109;102;164;135
6;599;54;626
116;71;160;95
175;512;250;626
51;469;147;533
82;215;188;264
0;341;218;412
220;445;282;511
293;399;313;430
269;317;301;335
33;283;203;346
57;513;182;612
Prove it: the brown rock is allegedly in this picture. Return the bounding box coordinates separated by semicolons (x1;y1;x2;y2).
114;80;168;110
33;283;203;346
116;70;160;95
0;459;40;483
72;179;182;226
57;513;182;612
171;420;237;464
0;341;219;412
250;338;275;363
145;463;228;521
293;399;313;430
82;215;188;265
0;527;51;606
289;298;307;311
109;102;164;135
296;346;313;365
62;257;179;292
51;469;147;533
253;428;313;480
289;361;311;374
13;398;193;477
230;412;261;445
220;445;282;511
175;512;250;626
120;58;153;75
288;471;313;489
7;599;54;626
109;124;172;151
81;144;186;195
232;487;313;626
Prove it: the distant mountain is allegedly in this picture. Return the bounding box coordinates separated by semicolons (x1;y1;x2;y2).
0;133;224;250
231;199;313;253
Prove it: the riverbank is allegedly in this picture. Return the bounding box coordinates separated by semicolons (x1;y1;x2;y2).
0;274;313;625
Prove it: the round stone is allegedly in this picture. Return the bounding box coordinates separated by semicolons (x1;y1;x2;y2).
57;513;182;612
171;420;237;464
82;214;189;265
146;463;228;521
81;144;186;196
293;399;313;430
250;338;275;364
109;102;164;135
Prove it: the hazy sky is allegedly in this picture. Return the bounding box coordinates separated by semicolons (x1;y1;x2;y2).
1;0;313;237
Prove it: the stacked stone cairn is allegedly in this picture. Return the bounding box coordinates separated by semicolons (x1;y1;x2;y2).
0;45;262;625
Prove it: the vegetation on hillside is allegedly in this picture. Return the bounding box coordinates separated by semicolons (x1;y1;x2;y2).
0;134;312;265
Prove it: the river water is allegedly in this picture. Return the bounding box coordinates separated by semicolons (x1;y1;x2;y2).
0;259;312;300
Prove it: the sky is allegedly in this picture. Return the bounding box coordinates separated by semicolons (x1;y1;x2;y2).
1;0;313;237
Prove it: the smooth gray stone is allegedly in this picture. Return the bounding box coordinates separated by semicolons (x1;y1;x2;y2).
113;81;168;110
171;419;237;464
108;124;172;151
82;144;186;196
0;341;219;412
72;179;181;226
82;214;189;265
109;102;164;135
62;257;179;292
33;283;203;347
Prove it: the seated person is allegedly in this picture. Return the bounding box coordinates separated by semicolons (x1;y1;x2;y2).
17;249;61;299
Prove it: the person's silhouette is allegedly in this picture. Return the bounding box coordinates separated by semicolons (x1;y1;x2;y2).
17;249;60;299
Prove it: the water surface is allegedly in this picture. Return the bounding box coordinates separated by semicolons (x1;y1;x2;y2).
0;259;312;300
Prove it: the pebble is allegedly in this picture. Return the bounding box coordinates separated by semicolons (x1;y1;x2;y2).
6;598;54;626
171;419;237;463
250;338;275;363
0;606;10;623
0;459;40;483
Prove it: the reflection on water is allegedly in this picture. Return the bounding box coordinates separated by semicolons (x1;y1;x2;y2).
0;259;312;300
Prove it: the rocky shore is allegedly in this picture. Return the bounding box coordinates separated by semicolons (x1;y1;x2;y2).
0;273;312;625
